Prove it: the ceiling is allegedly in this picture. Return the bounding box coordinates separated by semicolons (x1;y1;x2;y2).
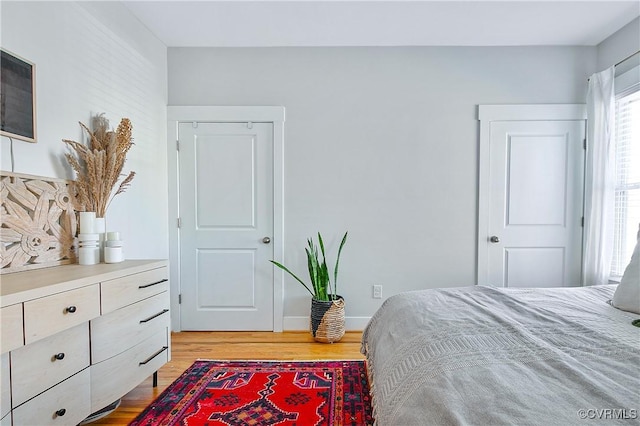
121;1;640;48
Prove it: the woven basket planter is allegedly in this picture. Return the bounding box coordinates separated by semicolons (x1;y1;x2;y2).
310;296;345;343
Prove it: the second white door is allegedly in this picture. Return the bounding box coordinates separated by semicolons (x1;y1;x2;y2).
480;113;585;288
179;122;274;330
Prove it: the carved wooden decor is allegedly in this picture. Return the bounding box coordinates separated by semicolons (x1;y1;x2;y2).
1;171;78;273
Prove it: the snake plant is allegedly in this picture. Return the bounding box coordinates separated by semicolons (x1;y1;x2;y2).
270;231;348;301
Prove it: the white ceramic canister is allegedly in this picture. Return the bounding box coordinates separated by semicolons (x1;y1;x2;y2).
77;233;100;265
79;246;100;265
104;239;124;263
79;212;96;234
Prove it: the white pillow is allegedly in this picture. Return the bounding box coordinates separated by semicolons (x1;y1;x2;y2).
612;224;640;315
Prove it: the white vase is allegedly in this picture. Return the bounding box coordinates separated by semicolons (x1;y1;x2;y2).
104;232;124;263
94;217;106;262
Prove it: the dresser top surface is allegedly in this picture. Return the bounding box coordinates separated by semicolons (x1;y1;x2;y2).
0;259;168;307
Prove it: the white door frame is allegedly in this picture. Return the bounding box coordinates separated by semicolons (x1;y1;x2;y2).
477;104;586;286
167;106;286;331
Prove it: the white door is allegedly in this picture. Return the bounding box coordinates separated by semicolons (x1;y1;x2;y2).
178;122;274;330
478;106;586;288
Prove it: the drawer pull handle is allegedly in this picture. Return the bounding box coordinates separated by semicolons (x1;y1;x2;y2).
65;306;77;313
53;353;65;361
139;278;168;289
55;409;66;417
140;309;170;324
139;346;168;366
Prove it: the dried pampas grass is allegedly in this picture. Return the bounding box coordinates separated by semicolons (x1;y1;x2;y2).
63;114;135;217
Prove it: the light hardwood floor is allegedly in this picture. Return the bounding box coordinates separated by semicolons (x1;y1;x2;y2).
91;331;365;425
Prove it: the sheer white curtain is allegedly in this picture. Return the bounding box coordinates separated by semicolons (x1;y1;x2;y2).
583;66;616;285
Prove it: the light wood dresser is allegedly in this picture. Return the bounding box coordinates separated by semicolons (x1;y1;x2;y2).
0;260;170;425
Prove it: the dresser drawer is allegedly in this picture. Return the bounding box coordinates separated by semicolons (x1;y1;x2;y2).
23;284;99;344
0;353;9;420
12;323;90;407
12;368;90;426
91;330;168;412
91;291;169;363
101;267;168;314
1;303;24;352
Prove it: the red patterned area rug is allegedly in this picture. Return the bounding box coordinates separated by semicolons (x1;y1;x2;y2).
129;360;374;426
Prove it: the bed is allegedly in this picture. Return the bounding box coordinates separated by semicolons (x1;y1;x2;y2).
361;233;640;426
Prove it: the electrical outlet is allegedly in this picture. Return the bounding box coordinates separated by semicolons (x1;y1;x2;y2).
373;285;382;299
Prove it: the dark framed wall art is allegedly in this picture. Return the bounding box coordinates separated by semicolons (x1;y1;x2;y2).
1;49;37;143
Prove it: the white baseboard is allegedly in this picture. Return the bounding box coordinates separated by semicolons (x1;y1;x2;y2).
283;316;371;331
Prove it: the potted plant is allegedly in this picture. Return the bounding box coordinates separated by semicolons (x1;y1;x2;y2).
271;231;348;343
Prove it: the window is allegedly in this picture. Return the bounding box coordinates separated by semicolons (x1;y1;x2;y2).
611;89;640;277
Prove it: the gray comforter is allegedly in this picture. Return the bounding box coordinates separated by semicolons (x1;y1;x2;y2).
361;285;640;425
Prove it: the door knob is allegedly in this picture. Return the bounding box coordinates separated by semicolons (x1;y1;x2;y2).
490;236;500;243
262;237;271;244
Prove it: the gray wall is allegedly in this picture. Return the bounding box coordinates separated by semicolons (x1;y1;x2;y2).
597;17;640;71
168;46;597;324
